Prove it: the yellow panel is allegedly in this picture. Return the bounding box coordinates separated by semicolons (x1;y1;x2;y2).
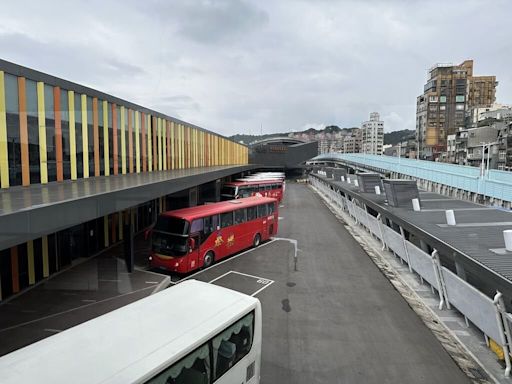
0;71;8;188
103;100;109;176
81;95;89;178
27;240;35;285
104;215;109;248
120;106;126;174
147;114;152;172
68;91;77;180
135;111;140;173
42;235;49;278
170;121;174;169
36;82;48;184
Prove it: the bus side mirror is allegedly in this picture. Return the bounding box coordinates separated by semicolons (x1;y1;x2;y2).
188;238;196;251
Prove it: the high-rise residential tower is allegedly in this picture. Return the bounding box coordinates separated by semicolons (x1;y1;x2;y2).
416;60;497;159
362;112;384;155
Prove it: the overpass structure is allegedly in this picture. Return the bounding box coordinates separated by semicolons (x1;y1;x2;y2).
309;153;512;207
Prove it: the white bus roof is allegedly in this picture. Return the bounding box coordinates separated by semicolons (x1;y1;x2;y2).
0;280;259;384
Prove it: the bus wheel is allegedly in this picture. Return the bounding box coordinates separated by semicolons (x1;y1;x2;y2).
253;234;261;248
203;251;214;268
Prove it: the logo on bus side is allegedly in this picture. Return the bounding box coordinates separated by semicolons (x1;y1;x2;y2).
214;235;224;247
227;234;235;248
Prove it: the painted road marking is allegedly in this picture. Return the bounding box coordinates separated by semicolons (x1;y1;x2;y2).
208;270;275;297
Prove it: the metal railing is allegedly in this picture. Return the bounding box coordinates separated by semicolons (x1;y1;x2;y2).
312;153;512;202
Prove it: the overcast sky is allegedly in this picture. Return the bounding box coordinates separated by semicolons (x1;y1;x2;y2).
0;0;510;136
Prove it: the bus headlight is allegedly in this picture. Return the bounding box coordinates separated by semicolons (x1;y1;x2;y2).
149;256;152;261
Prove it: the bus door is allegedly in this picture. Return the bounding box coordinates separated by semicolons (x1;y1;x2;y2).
267;202;277;236
189;219;203;270
257;204;269;239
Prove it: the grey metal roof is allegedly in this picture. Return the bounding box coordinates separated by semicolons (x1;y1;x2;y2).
0;165;256;249
313;173;512;286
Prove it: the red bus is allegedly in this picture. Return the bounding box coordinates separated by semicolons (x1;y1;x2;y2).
150;196;278;273
221;180;285;202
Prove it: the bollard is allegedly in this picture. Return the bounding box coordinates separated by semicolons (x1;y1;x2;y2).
341;176;345;182
445;210;456;226
412;198;421;212
354;179;359;187
504;230;512;251
375;186;381;195
347;177;351;184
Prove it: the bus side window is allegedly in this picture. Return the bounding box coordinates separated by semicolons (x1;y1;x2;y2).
234;209;246;225
213;312;254;381
247;206;257;221
240;187;250;198
220;212;233;228
203;215;218;239
267;203;275;215
191;219;203;234
257;204;267;218
145;343;211;384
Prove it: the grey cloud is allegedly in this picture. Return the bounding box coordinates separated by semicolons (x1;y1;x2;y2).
140;0;269;44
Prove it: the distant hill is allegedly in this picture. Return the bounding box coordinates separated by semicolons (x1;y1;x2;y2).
230;127;415;146
229;125;358;145
383;129;415;145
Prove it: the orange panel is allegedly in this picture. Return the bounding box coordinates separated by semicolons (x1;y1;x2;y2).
17;78;30;186
152;116;157;170
141;112;147;172
128;109;133;173
53;87;63;181
112;103;118;175
10;246;19;294
93;98;100;176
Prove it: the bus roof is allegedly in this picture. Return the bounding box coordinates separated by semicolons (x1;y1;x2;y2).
162;196;277;221
0;280;259;384
226;179;283;186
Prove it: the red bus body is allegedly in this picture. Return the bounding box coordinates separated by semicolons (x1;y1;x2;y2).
221;179;285;202
150;196;279;273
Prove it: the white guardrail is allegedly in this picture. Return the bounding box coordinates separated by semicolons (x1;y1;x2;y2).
310;175;512;376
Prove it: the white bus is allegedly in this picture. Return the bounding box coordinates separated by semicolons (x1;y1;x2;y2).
0;280;262;384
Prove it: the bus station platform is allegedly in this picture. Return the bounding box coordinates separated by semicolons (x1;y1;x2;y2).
0;236;169;356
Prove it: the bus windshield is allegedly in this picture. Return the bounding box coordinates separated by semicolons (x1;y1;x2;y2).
151;232;188;256
151;216;189;257
154;216;189;235
221;186;237;199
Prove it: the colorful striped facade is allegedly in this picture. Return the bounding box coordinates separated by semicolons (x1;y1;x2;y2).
0;60;248;300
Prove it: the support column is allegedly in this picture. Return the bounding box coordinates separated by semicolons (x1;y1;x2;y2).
123;210;134;273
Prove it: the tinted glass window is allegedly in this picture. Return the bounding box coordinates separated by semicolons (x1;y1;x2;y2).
213;312;254;380
154;216;189;235
267;202;276;215
257;204;267;218
234;209;246;225
247;206;257;221
220;212;233;228
204;215;218;236
190;219;203;234
146;343;211;384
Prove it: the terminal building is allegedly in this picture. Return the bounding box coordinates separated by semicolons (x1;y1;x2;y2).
248;137;318;174
0;59;253;301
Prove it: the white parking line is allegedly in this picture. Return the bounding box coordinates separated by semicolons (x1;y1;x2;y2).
251;281;274;297
208;270;275;297
182;239;278;282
